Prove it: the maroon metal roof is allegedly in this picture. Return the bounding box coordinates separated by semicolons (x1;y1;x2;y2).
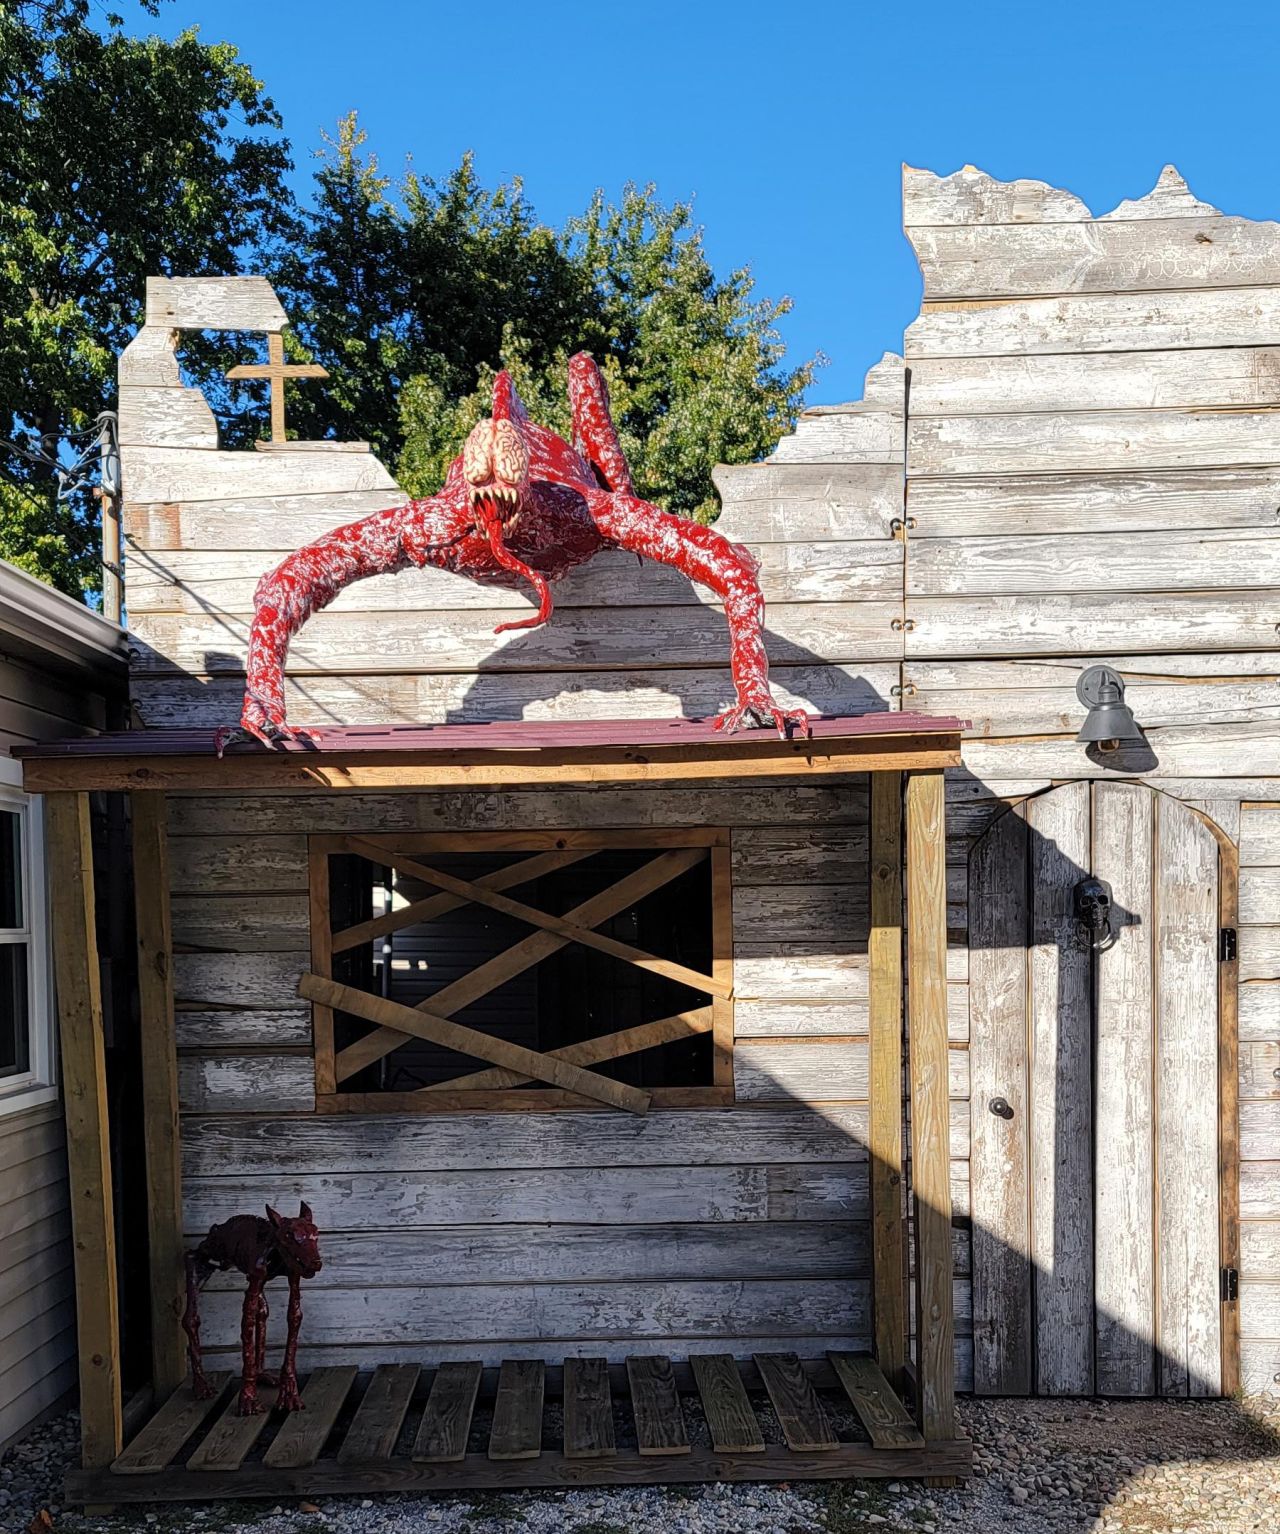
15;712;966;760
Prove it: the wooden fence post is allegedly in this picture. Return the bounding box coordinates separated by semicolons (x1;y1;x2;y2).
45;791;123;1468
132;792;186;1397
869;770;907;1390
905;770;956;1444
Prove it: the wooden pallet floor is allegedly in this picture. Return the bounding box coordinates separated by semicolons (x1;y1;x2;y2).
65;1352;970;1505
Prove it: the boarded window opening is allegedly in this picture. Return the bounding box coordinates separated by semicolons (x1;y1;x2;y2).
308;831;733;1112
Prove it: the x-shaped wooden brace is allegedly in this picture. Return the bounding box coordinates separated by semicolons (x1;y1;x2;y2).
313;842;725;1112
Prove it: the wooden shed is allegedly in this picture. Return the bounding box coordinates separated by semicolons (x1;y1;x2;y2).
15;156;1280;1502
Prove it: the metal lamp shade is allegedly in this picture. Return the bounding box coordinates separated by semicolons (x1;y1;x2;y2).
1075;666;1144;746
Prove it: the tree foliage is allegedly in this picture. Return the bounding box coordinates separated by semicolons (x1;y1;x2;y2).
0;0;294;594
0;14;816;598
292;119;817;524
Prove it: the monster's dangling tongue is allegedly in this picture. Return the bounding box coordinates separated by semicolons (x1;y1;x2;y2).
474;498;554;634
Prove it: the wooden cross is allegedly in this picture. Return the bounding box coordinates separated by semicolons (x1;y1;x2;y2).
226;332;329;443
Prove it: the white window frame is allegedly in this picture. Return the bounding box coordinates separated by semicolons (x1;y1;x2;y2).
0;757;56;1114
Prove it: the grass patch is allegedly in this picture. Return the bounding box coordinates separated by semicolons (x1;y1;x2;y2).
815;1479;893;1533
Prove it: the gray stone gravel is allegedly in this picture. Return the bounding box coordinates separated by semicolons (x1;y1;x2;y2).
2;1394;1277;1534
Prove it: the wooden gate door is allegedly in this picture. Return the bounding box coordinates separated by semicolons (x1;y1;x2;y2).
969;781;1225;1397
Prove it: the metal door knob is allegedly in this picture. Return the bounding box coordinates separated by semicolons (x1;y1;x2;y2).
989;1097;1014;1120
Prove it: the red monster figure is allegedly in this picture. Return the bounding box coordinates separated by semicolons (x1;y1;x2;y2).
182;1203;322;1416
231;353;809;746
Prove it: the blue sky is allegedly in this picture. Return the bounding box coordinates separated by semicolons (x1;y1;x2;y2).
128;0;1280;403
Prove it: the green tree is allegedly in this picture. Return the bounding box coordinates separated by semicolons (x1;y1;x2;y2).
290;124;817;521
0;0;296;596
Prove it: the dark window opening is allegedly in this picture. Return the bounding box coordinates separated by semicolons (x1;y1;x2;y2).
329;848;716;1095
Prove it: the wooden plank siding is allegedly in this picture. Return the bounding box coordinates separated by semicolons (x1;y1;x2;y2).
901;161;1279;1401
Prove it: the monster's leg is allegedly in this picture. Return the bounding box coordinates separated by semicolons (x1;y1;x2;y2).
234;495;468;748
276;1274;305;1413
567;352;634;493
254;1290;276;1386
182;1252;215;1399
584;490;809;736
237;1273;266;1416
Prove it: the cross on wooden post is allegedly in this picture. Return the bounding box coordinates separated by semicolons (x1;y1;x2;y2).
226;332;329;444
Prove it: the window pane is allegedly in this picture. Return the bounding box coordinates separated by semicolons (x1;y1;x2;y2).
0;810;20;928
0;943;30;1079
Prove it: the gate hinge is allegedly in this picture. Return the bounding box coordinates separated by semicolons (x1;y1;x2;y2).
1219;927;1238;962
1221;1266;1239;1303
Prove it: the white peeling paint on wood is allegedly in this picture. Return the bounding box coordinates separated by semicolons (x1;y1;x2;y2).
183;1163;873;1229
1092;784;1157;1397
1154;796;1222;1396
905;467;1280;538
177;1053;316;1114
712;463;902;541
907;529;1280;597
910;216;1280;303
145;276;288;331
123;445;398;504
180;1106;877;1178
124;538;904;615
1026;783;1094;1396
906;286;1280;360
117;386;219;450
132;663;898;731
1240;806;1280;866
910;408;1280;479
908;347;1280;417
128;600;905;676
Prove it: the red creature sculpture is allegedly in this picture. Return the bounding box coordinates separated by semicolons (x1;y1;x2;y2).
182;1203;322;1416
230;353;809;747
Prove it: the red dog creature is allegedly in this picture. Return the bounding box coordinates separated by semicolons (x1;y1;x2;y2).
231;353;809;746
182;1203;322;1416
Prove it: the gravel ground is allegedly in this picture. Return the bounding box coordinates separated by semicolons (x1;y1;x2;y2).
2;1394;1277;1534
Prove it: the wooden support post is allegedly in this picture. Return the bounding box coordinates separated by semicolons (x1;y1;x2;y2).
868;771;907;1391
132;792;186;1397
45;792;123;1468
904;771;955;1445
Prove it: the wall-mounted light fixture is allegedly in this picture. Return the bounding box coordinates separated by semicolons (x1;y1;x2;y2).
1076;665;1144;753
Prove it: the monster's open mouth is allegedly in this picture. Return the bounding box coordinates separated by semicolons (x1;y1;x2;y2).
469;484;519;520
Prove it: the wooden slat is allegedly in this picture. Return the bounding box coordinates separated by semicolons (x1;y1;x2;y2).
331;847;593;954
563;1356;616;1459
45;792;122;1470
427;1008;712;1094
488;1359;545;1461
309;839;336;1096
342;835;729;1000
1155;796;1222;1397
69;1437;975;1502
20;734;962;795
689;1354;764;1453
337;1363;420;1462
412;1362;483;1463
1092;783;1156;1397
111;1375;232;1475
626;1356;689;1456
304;974;651;1115
1026;782;1094;1396
753;1352;837;1452
263;1366;358;1468
131;792;186;1397
904;772;956;1440
1215;822;1242;1400
868;771;907;1389
969;804;1032;1395
334;848;706;1079
711;842;734;1086
186;1385;277;1470
828;1351;924;1450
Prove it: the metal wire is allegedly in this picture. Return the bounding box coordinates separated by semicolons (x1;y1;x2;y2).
0;410;118;500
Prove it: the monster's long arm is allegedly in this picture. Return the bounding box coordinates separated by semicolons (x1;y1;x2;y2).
584;488;808;736
567;352;806;736
236;497;466;747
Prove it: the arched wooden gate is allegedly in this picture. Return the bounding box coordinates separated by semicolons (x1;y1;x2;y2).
968;781;1234;1398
